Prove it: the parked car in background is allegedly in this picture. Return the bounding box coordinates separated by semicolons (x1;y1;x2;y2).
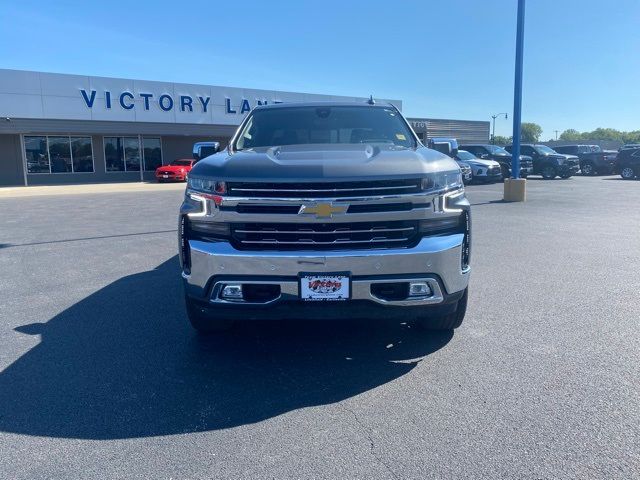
553;145;615;175
615;147;640;179
619;144;640;152
455;149;502;183
505;144;580;179
193;141;221;160
427;138;499;183
427;137;459;157
603;149;618;162
456;161;473;183
460;144;533;180
155;159;196;182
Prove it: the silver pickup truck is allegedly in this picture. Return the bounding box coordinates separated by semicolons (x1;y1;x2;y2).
179;102;471;332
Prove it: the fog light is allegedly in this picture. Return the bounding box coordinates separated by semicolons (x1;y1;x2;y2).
221;284;243;300
409;282;432;297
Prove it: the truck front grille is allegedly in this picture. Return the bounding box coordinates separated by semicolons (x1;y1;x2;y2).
226;179;422;198
231;220;419;250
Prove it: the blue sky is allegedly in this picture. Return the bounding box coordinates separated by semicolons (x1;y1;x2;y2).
0;0;638;139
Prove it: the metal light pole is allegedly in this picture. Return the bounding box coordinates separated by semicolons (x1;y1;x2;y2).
504;0;527;201
491;113;508;144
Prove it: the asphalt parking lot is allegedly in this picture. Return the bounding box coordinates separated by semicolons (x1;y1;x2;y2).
0;176;638;479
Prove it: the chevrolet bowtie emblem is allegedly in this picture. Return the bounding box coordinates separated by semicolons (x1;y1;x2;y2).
298;202;348;218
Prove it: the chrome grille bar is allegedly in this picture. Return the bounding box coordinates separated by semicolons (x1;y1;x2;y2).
240;237;411;246
226;179;422;199
230;185;417;193
230;220;420;250
234;227;415;235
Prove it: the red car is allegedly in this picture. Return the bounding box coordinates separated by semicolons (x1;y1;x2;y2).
155;159;195;182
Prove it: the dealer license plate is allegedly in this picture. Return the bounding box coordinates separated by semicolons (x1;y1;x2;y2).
163;174;169;178
300;274;349;301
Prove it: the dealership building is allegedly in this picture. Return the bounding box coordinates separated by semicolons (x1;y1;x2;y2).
0;68;489;187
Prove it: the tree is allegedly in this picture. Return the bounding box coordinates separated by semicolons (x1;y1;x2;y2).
520;123;543;142
492;135;511;146
559;129;582;141
550;128;640;144
588;128;623;141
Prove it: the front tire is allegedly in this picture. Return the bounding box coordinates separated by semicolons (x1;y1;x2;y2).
541;165;557;180
185;295;235;333
621;167;636;180
581;162;595;176
417;288;468;331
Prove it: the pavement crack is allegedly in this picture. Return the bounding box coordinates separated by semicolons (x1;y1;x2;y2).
341;404;400;480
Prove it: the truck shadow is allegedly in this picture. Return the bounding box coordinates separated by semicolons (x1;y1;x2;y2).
0;256;452;440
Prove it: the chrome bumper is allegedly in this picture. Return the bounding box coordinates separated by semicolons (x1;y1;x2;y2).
182;234;470;306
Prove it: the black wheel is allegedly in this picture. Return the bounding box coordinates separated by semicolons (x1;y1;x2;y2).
501;166;510;181
417;288;468;331
185;295;235;333
581;162;596;176
541;165;557;180
621;167;636;180
521;173;528;179
560;173;572;179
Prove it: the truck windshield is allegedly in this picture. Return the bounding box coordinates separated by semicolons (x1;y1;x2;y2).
456;150;476;161
234;106;416;150
487;145;509;155
536;145;558;155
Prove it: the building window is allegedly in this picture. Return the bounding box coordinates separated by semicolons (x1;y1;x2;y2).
71;137;94;172
24;136;50;173
104;137;125;171
124;137;141;171
143;137;163;171
24;135;94;174
104;136;163;172
48;136;72;173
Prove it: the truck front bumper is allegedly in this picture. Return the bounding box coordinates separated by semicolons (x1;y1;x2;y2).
183;234;470;312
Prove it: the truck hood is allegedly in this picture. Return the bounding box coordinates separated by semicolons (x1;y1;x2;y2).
189;144;459;182
542;153;579;161
465;158;500;168
493;153;532;161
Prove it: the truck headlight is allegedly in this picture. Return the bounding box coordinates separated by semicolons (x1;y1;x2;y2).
421;170;463;193
187;176;227;194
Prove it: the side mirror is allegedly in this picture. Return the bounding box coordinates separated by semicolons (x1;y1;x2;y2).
480;154;489;159
192;141;220;160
